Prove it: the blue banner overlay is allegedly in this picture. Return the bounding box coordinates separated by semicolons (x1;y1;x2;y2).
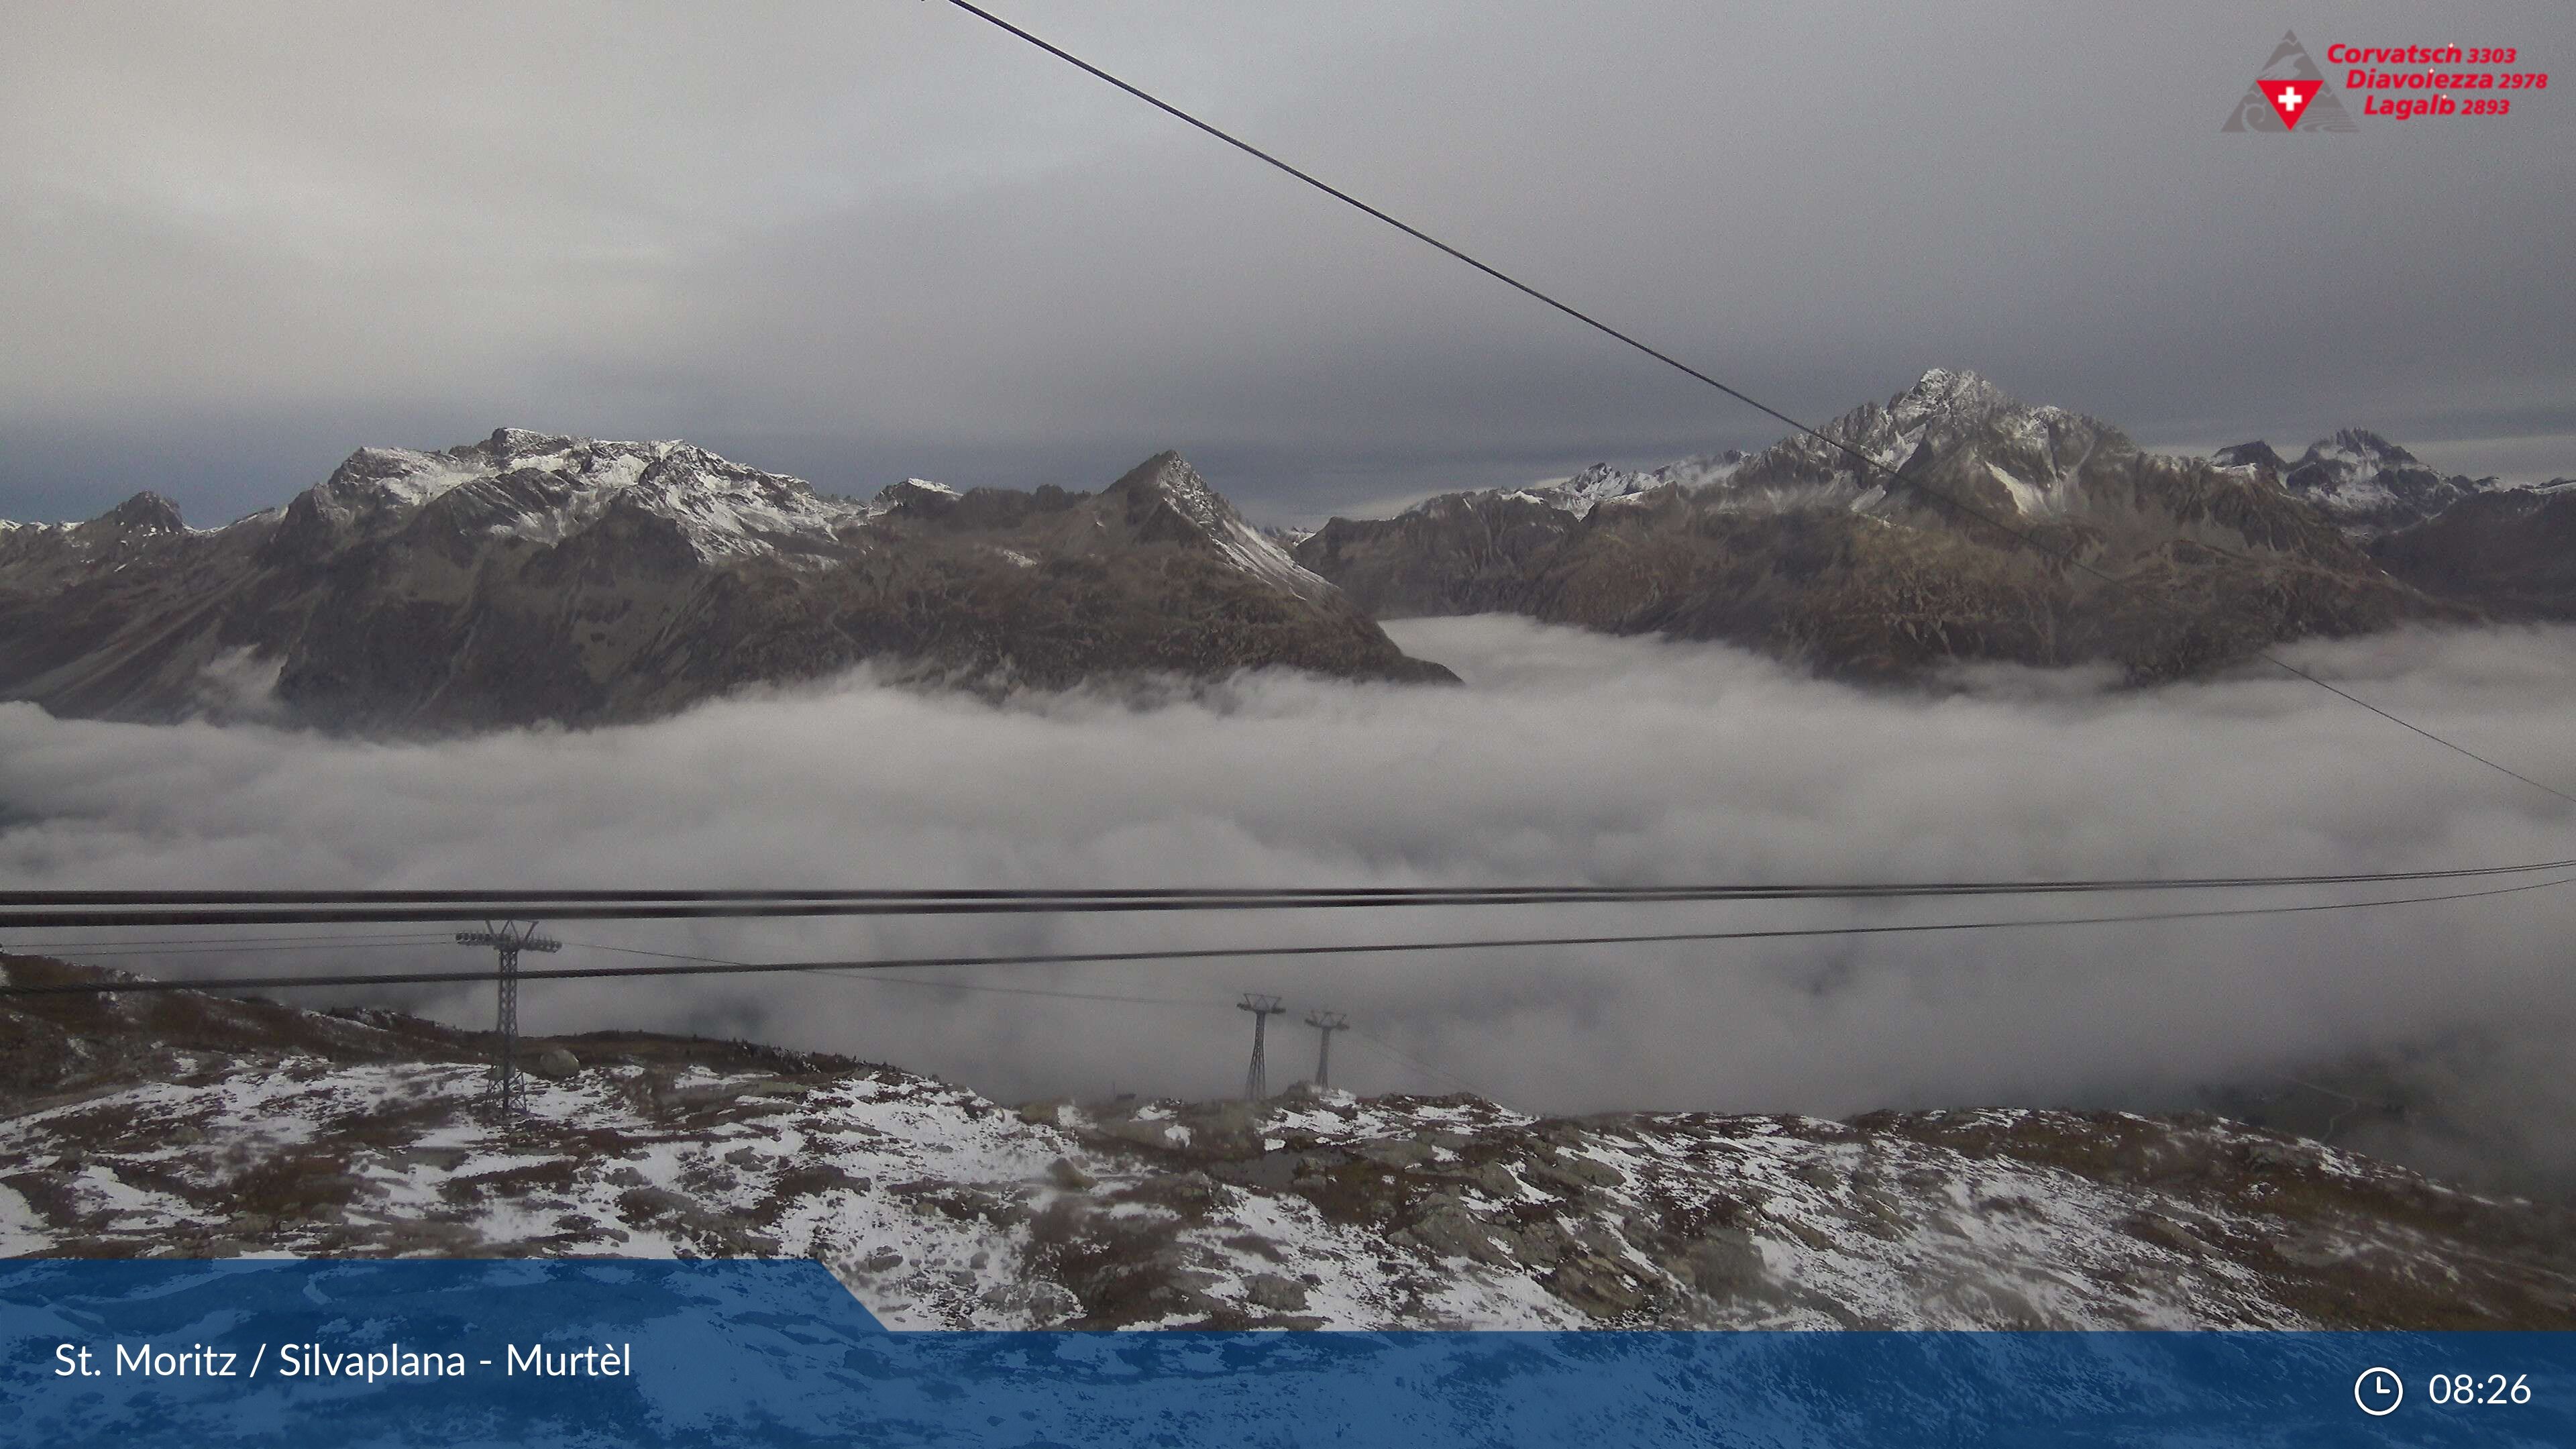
1;1260;2570;1447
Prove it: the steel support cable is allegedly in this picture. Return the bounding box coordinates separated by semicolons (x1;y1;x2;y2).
934;0;2576;810
8;858;2576;930
7;871;2565;998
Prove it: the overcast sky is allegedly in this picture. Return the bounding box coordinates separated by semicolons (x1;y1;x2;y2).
3;0;2572;527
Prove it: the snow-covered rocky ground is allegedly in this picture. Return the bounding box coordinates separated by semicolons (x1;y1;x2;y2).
3;957;2570;1330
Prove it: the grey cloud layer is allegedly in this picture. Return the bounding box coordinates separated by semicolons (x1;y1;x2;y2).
5;1;2572;525
3;617;2571;1189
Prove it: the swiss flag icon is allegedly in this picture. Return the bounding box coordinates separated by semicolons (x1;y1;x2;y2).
2263;79;2323;129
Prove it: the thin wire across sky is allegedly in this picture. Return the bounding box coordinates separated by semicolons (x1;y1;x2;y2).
6;870;2567;998
7;857;2575;929
934;0;2576;812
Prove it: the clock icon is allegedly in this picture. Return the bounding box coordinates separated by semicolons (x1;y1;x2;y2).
2355;1366;2405;1417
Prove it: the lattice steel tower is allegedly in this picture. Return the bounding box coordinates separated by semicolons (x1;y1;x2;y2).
1303;1010;1348;1090
1238;993;1287;1102
455;919;560;1118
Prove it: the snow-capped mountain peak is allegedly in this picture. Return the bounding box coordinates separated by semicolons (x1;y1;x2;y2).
1887;367;2010;427
318;444;489;510
288;429;861;562
2211;440;2287;474
1109;451;1339;602
1528;462;1668;517
2217;427;2500;536
1699;368;2124;521
1290;368;2450;677
0;437;1448;729
1380;369;2118;527
94;491;185;534
2307;428;2420;471
1444;451;1755;522
2279;429;2431;500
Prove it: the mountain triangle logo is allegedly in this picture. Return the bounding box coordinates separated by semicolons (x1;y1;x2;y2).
2222;32;2358;132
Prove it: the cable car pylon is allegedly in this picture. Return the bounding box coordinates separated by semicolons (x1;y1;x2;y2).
455;919;561;1118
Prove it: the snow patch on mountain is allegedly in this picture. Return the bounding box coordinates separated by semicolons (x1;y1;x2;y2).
332;447;490;510
866;478;961;519
1121;453;1340;603
1408;370;2123;527
0;1182;46;1256
1888;366;2007;425
2216;429;2510;537
1;433;1352;606
1504;453;1754;519
278;431;867;564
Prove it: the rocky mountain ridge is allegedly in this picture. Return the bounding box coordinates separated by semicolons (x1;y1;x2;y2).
1295;370;2451;681
1511;451;1754;518
0;435;1450;730
2212;429;2519;538
9;382;2564;727
3;957;2570;1330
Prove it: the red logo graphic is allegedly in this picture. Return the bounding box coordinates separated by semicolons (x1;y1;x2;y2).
2261;78;2322;129
2222;32;2357;132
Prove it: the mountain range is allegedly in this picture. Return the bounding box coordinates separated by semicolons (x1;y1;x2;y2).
0;435;1448;730
2212;429;2505;537
3;372;2567;730
1293;370;2573;679
2214;430;2576;623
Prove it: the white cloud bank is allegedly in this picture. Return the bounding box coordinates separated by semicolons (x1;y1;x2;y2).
3;616;2573;1189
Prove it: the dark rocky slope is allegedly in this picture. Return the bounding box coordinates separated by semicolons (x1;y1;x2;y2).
2372;487;2576;621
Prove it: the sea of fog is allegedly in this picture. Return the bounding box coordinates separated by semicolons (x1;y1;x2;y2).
4;616;2572;1194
